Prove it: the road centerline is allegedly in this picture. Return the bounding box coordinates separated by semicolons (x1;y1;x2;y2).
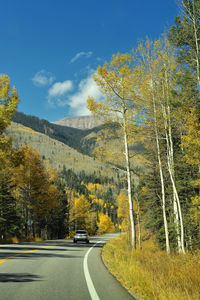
83;241;102;300
0;242;66;264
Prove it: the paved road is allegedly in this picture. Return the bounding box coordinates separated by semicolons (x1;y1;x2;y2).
0;234;135;300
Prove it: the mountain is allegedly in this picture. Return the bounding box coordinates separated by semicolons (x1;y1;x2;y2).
12;112;99;154
10;112;145;175
12;112;114;156
53;115;103;130
5;121;121;179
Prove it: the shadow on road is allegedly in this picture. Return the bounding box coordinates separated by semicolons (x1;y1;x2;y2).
0;246;79;251
0;273;41;282
0;252;82;260
0;239;106;261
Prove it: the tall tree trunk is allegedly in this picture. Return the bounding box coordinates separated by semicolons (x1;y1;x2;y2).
161;68;185;253
123;115;136;250
162;104;182;252
153;97;170;254
147;54;170;253
167;105;185;253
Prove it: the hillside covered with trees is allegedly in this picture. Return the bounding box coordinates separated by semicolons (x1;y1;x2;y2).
5;121;121;178
12;111;106;155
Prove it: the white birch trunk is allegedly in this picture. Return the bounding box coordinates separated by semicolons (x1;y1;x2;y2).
162;104;182;252
162;65;185;253
167;162;185;253
167;106;183;252
123;114;136;250
173;198;181;251
153;98;170;254
148;56;170;253
160;76;185;253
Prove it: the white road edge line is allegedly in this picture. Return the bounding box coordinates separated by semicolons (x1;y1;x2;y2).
83;241;102;300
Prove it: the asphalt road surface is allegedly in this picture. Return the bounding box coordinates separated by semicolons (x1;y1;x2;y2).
0;234;135;300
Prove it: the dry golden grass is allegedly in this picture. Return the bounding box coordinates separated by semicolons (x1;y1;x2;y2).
102;235;200;300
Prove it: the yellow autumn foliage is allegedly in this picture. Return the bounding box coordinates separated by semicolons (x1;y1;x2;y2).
117;192;128;219
86;182;103;193
0;74;19;164
181;109;200;224
182;108;200;166
74;195;91;219
0;74;19;131
97;213;114;234
117;192;129;231
12;145;57;216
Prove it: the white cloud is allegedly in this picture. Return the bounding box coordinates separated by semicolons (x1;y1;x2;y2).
32;70;55;87
70;51;93;63
68;75;102;115
48;80;73;97
47;74;102;116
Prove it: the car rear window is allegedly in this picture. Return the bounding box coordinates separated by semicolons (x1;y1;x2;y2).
76;230;86;234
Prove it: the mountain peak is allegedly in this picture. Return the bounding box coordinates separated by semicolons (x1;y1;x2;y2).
53;115;103;130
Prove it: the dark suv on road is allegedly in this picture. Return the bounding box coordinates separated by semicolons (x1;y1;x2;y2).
73;230;89;244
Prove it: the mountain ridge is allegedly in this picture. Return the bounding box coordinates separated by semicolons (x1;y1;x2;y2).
10;111;145;176
53;115;103;130
5;121;121;179
12;112;104;155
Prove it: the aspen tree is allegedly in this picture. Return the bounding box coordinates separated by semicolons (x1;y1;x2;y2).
12;145;57;237
0;74;19;163
97;213;114;234
159;56;185;253
87;53;139;249
169;1;200;247
136;39;171;254
137;38;186;253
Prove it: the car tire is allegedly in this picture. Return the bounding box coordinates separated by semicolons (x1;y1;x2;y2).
73;239;77;243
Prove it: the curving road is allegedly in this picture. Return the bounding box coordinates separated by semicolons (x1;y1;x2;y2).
0;234;135;300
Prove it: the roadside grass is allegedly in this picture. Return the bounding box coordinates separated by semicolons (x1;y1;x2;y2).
102;234;200;300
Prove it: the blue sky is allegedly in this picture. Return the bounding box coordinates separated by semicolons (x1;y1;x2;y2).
1;0;178;122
